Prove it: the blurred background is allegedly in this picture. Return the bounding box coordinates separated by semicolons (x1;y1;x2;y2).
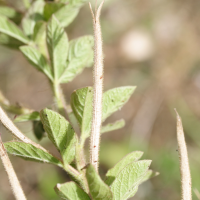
1;0;200;199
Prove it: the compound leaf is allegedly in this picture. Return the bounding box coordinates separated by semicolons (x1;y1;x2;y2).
60;35;94;83
4;141;62;167
40;109;76;165
86;164;113;200
105;151;143;186
111;160;151;200
20;45;53;81
55;181;91;200
46;15;68;81
102;86;136;121
0;15;29;44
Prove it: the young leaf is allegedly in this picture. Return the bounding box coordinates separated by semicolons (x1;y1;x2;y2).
55;181;91;200
4;141;62;167
86;164;113;200
14;111;40;122
33;121;45;140
140;169;159;184
0;15;29;44
20;45;53;81
105;151;143;186
0;33;24;49
70;87;93;143
46;15;68;81
102;86;136;121
22;0;45;38
0;6;22;24
40;108;76;165
59;35;94;83
101;119;125;134
111;160;151;200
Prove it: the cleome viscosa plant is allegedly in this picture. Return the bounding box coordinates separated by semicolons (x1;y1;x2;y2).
0;0;161;200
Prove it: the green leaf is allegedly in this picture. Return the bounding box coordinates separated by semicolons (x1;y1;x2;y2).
105;151;143;186
60;35;94;83
33;120;45;140
0;6;22;24
20;45;53;81
55;181;91;200
140;170;159;184
46;15;68;81
125;187;138;199
33;21;47;56
101;119;125;134
0;15;29;44
4;141;62;167
70;87;93;143
102;86;136;121
14;111;40;122
22;0;45;38
110;160;151;200
86;164;113;200
0;33;23;49
40;109;76;165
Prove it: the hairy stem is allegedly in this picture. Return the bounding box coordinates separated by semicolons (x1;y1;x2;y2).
0;137;27;200
0;106;47;152
89;1;104;172
175;109;192;200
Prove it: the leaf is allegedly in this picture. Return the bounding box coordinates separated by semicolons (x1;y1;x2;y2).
55;181;91;200
4;141;62;167
101;119;125;134
33;21;47;56
125;187;138;199
0;33;23;49
20;45;53;81
60;35;94;83
46;15;68;81
86;164;113;200
14;111;40;122
102;86;136;121
22;0;45;38
0;15;29;44
140;170;159;184
40;109;76;165
110;160;151;200
105;151;143;186
0;6;22;24
70;87;93;142
33;120;45;140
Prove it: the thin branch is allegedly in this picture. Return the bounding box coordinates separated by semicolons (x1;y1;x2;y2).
0;106;47;152
89;1;104;172
0;137;27;200
175;109;192;200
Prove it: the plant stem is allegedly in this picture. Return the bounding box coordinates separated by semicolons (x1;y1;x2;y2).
89;1;104;172
175;109;192;200
0;106;47;152
0;137;27;200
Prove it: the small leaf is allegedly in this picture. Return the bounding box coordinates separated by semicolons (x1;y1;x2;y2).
46;15;68;81
140;170;159;184
4;141;62;167
0;15;29;44
20;45;53;81
102;86;136;121
0;33;23;49
33;121;45;140
22;0;45;38
86;164;113;200
55;181;91;200
33;21;47;56
0;6;22;24
111;160;151;200
60;35;94;83
40;109;76;165
101;119;125;134
14;111;40;122
70;87;93;142
105;151;143;186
